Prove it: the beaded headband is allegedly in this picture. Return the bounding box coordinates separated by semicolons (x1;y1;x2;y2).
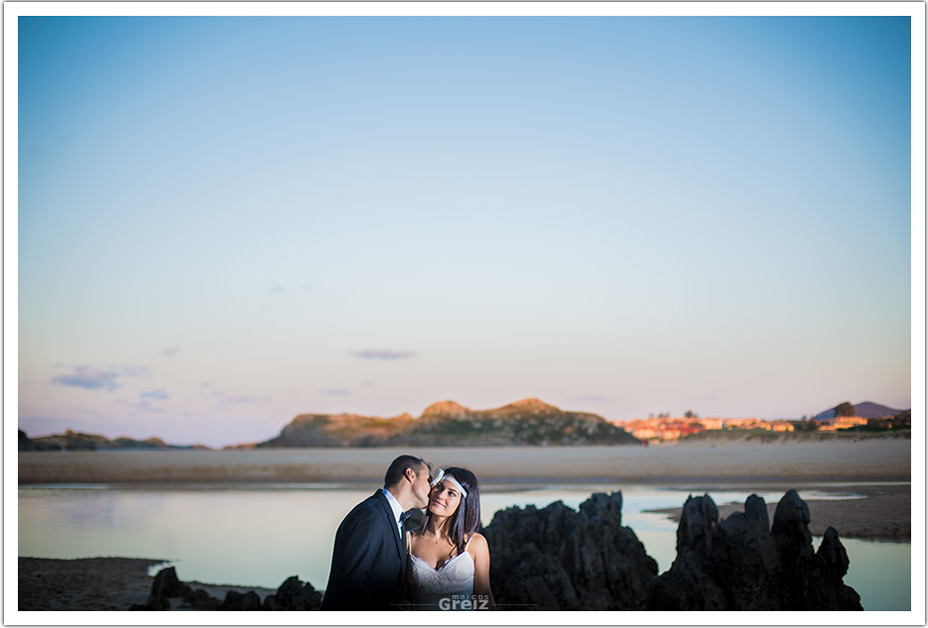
430;468;468;497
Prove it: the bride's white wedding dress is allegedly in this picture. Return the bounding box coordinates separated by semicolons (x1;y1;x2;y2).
407;537;475;610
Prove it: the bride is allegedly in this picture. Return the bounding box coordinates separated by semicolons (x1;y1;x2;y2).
405;467;496;610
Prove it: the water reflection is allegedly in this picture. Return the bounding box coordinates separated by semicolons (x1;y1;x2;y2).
18;483;908;610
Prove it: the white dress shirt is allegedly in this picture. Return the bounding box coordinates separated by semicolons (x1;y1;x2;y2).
381;488;405;536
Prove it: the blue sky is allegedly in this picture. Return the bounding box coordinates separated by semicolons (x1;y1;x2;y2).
17;15;913;447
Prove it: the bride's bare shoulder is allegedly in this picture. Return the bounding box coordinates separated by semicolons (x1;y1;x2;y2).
467;532;489;554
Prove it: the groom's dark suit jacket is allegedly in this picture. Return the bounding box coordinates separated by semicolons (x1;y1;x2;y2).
321;490;406;611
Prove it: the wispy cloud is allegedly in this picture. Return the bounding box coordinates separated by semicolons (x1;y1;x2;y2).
211;391;272;407
162;346;180;358
320;388;351;396
140;389;170;400
226;395;261;404
120;365;151;377
50;367;120;392
351;349;417;360
113;399;165;413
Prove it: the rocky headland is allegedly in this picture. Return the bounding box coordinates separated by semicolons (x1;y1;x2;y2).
256;398;641;447
19;398;640;451
18;429;208;452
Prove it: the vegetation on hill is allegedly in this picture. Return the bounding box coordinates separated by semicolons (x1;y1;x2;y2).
19;430;61;451
18;429;207;451
257;398;641;448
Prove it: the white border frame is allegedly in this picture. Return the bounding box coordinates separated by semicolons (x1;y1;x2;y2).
5;2;924;626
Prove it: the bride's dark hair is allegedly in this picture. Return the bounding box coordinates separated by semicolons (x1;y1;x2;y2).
417;466;480;554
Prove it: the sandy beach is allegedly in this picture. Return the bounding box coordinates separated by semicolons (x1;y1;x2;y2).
18;438;911;484
646;482;910;539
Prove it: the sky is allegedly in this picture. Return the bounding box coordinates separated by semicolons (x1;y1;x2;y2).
16;14;914;448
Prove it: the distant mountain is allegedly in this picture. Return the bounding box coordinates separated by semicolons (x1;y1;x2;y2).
813;402;905;421
257;398;640;448
19;429;210;452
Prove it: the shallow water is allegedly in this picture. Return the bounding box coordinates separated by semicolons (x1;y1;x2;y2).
18;482;910;610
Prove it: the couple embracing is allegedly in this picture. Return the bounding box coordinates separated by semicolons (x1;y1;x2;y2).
321;455;496;611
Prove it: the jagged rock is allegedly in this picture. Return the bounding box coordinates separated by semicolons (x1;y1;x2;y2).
772;488;814;561
647;495;726;610
817;527;863;610
645;491;863;611
219;590;263;611
713;493;779;609
129;597;169;611
150;566;191;599
263;576;323;610
129;566;192;610
181;588;222;610
130;566;326;611
484;491;658;610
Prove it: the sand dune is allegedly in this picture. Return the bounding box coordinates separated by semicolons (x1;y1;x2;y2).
19;438;911;484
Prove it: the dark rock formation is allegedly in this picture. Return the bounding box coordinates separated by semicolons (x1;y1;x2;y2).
484;491;658;610
128;598;170;611
219;590;263;611
263;576;323;610
151;566;191;598
181;588;222;610
646;490;862;610
18;429;61;451
131;566;324;611
129;566;192;610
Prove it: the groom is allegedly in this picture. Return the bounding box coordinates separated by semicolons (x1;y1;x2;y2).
321;455;431;610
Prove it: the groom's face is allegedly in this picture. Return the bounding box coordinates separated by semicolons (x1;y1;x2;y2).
410;463;431;509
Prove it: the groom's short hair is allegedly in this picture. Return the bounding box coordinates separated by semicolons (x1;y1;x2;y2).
384;455;428;488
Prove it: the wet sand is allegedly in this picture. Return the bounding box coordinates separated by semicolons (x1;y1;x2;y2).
17;557;276;611
645;482;911;540
18;438;911;484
